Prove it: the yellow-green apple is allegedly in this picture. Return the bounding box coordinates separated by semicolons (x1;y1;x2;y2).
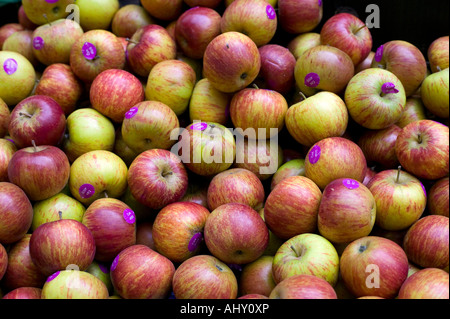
127;148;188;209
121;101;180;154
0;51;36;106
397;268;449;299
0;138;16;182
355;51;375;73
318;178;376;244
304;137;367;190
189;78;232;125
428;36;449;73
285;91;348;148
111;4;154;39
203;31;261;93
82;198;136;262
145;60;196;116
278;0;323;34
371;40;427;97
320;13;373;66
140;0;183;21
0;98;10;138
126;24;177;78
395;97;427;128
136;222;156;250
367;168;426;231
69;150;128;206
2;30;39;67
21;0;74;26
172;254;238;299
395;120;449;180
41;270;109;299
226;0;278;6
85;260;114;294
70;30;126;83
264;176;321;240
287;32;321;60
204;203;269;264
230;87;288;140
344;68;406;130
270;158;305;191
8;144;70;201
113;128;138;167
18;5;38;30
420;67;449;119
272;233;339;286
76;0;120;31
110;244;175;299
63;108;116;163
31;19;84;66
152;201;210;263
207;168;265;211
428;177;449;217
239;255;276;297
175;6;222;60
34;63;84;116
220;0;277;47
185;0;223;7
295;45;354;97
90;69;145;123
358;125;402;169
0;23;24;49
403;215;449;270
269;274;338;299
2;287;42;299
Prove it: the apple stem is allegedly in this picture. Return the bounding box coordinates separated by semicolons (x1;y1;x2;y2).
104;191;109;198
43;14;51;26
125;38;138;45
437;66;442;72
58;211;63;220
290;245;300;257
298;91;307;101
252;83;260;89
31;140;37;152
353;24;367;34
19;112;33;118
417;133;422;144
396;165;402;183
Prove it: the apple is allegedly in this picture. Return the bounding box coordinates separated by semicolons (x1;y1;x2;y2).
428;36;449;73
304;137;367;190
207;168;265;211
113;128;138;167
0;98;10;138
0;242;6;280
136;222;156;250
0;23;24;49
128;149;189;210
140;0;183;21
2;30;39;67
175;6;222;60
395;97;427;129
203;31;261;93
287;32;321;60
285;91;348;148
355;51;375;73
397;268;449;299
0;50;36;107
428;177;449;217
41;270;109;299
320;13;373;66
21;0;74;25
403;215;449;270
126;24;177;78
367;168;427;231
294;45;354;97
239;255;276;297
185;0;223;8
180;180;209;208
76;0;120;31
362;166;377;186
371;40;427;97
395;120;449;180
62;108;116;163
420;67;449;119
270;158;305;191
269;274;338;299
90;69;145;123
18;5;38;30
0;138;16;182
238;294;270;299
172;254;238;299
70;30;126;83
111;4;154;39
34;63;84;116
278;0;323;34
2;287;42;299
344;68;406;130
85;260;114;294
204;203;269;264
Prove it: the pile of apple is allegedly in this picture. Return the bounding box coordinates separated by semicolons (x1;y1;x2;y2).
0;0;449;300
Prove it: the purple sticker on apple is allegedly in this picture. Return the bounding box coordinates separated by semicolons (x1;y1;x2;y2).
98;263;109;274
381;82;399;94
318;0;323;6
111;255;119;272
188;232;203;252
189;122;208;131
304;73;320;88
421;182;427;197
125;106;138;119
46;271;60;282
82;42;97;60
33;36;44;50
343;178;359;190
45;0;59;3
3;58;18;75
375;45;384;62
123;208;136;224
79;184;95;199
266;5;276;20
308;145;321;164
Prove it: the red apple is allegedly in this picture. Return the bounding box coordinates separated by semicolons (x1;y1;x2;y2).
428;36;449;73
355;51;375;73
140;0;183;21
0;138;16;182
278;0;323;34
0;23;24;49
111;4;154;39
239;255;276;297
2;287;42;299
180;180;209;208
428;177;449;217
398;268;449;299
269;274;337;299
136;222;156;251
0;242;6;281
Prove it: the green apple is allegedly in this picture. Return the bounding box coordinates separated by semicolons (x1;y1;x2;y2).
395;97;427;128
420;67;449;119
270;158;305;191
0;98;10;138
22;0;75;26
287;32;321;60
76;0;120;31
86;260;114;294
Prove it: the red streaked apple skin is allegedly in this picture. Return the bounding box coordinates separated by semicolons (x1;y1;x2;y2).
420;67;449;119
140;0;183;21
2;287;42;299
278;0;323;34
428;36;449;73
395;97;427;129
0;23;25;49
0;98;10;138
0;138;17;182
428;177;449;217
111;4;155;39
239;255;276;297
397;268;449;299
0;242;7;281
269;274;338;299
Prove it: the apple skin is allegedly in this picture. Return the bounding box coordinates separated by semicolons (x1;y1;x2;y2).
18;5;38;30
113;128;138;167
21;0;74;25
397;268;449;299
287;32;321;60
269;274;338;299
278;0;323;34
111;4;154;39
355;51;375;73
264;176;322;240
395;120;449;180
85;260;114;294
127;149;189;210
207;168;265;211
428;36;449;73
185;0;223;8
420;67;449;119
2;30;39;67
239;255;276;297
34;63;84;116
90;69;145;123
172;254;238;299
238;294;269;299
2;287;42;299
428;177;449;217
395;97;427;129
140;0;183;21
0;242;7;280
110;244;175;299
203;31;261;93
304;137;367;190
0;138;17;182
403;215;449;270
76;0;119;31
204;203;269;265
0;98;10;138
270;158;305;191
0;23;25;49
136;222;156;251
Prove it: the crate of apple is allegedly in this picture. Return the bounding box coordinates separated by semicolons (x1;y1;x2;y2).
0;0;448;301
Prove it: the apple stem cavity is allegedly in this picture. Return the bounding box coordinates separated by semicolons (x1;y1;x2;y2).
353;24;367;34
43;14;52;26
417;133;422;144
359;245;367;253
240;73;248;80
19;111;33;119
31;140;37;152
58;211;63;220
290;245;300;257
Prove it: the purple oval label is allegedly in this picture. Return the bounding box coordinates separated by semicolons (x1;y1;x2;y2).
308;145;321;164
111;255;119;272
123;208;136;224
3;58;18;75
266;5;276;20
125;107;138;119
45;0;59;3
304;73;320;88
33;36;44;50
318;0;322;6
79;184;95;199
82;42;97;60
343;178;359;190
189;122;208;131
421;182;427;197
98;263;109;274
375;45;384;62
46;271;60;282
188;232;203;252
381;82;399;94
